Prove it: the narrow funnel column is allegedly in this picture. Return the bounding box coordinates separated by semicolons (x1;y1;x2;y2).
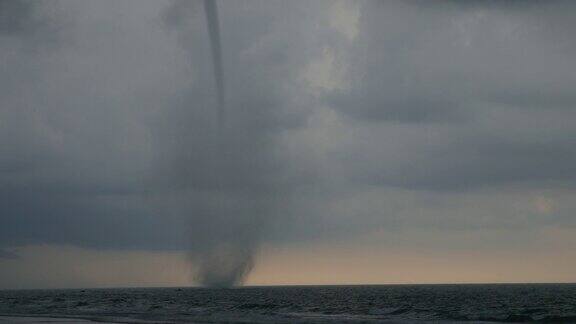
203;0;226;126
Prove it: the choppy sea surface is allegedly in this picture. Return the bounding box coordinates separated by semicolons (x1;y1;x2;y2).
1;284;575;323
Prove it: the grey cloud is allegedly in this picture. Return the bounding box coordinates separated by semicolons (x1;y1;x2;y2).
327;107;576;192
0;0;188;251
0;0;332;259
328;0;576;124
0;0;36;35
0;249;18;260
1;0;576;283
321;0;576;192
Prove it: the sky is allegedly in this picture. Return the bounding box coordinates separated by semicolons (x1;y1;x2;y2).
1;0;576;289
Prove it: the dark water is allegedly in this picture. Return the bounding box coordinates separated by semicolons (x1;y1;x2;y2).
1;284;575;323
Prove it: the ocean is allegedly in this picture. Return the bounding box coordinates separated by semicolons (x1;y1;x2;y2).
1;284;575;323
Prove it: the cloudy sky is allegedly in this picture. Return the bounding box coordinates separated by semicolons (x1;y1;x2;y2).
1;0;576;289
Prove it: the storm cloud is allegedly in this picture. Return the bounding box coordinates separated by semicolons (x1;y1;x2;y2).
0;0;331;282
1;0;576;287
325;0;576;190
0;0;36;35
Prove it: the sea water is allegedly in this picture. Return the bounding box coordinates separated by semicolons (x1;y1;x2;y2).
1;284;575;323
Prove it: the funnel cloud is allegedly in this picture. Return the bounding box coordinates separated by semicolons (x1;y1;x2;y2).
186;0;254;288
158;0;328;287
203;0;226;126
